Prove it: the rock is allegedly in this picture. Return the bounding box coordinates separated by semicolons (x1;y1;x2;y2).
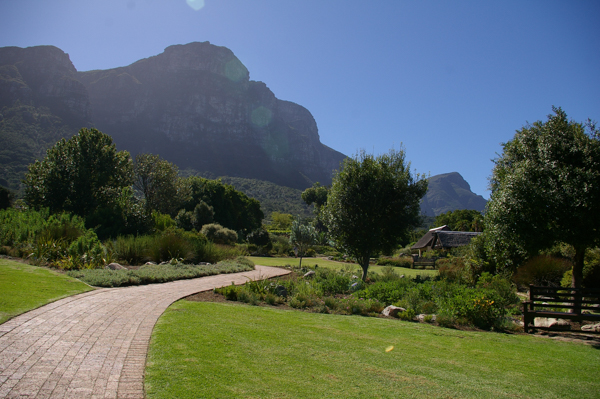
105;263;126;270
303;270;316;278
581;323;600;332
275;285;288;298
145;262;157;265
399;275;405;279
382;305;406;318
352;275;359;279
417;314;436;322
534;317;570;329
159;261;170;265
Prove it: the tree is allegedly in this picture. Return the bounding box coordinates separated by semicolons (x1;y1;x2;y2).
301;182;328;209
183;177;263;235
289;218;317;268
484;107;600;289
324;149;428;280
269;211;294;230
133;153;188;216
434;209;483;232
24;128;133;218
0;186;14;210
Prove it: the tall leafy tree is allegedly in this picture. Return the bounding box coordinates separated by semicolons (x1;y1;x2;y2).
289;218;317;268
133;153;188;216
24;128;133;217
183;176;263;235
484;107;600;288
324;149;428;280
434;209;483;232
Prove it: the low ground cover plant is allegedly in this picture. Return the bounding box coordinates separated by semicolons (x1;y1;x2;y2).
67;257;254;287
214;264;521;330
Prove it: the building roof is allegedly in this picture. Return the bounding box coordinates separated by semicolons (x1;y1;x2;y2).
411;225;450;249
411;226;481;250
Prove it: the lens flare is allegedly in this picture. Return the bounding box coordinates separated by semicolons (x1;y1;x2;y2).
186;0;205;11
225;58;247;82
251;106;273;128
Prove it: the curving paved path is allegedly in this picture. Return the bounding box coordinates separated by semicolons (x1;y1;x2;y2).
0;265;289;399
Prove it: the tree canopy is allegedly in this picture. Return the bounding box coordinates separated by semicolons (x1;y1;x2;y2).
289;218;317;268
24;128;133;216
133;153;188;216
23;128;148;238
483;107;600;288
434;209;483;232
324;149;428;280
183;176;263;235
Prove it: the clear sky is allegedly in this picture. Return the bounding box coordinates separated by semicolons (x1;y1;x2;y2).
1;0;599;198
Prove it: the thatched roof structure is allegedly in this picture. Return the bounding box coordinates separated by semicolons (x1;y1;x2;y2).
411;225;481;251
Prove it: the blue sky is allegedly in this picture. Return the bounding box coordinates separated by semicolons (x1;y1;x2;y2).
1;0;599;198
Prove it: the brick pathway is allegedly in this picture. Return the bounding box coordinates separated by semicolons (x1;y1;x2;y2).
0;265;289;399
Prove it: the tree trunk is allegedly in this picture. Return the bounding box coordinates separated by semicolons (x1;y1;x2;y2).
299;256;303;269
572;247;585;289
360;256;370;281
571;246;585;314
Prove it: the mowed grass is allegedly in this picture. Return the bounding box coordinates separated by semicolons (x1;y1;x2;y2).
0;259;94;324
248;256;437;278
146;301;599;399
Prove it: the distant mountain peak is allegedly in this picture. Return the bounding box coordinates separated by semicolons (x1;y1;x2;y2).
420;172;487;216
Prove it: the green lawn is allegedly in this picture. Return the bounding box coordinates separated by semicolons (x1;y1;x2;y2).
0;259;94;324
146;301;599;399
248;256;438;278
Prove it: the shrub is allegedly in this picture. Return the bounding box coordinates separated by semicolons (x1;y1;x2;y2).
336;297;384;316
561;247;600;289
110;235;153;265
513;255;572;288
270;234;293;256
355;279;415;306
398;309;416;321
148;228;196;263
314;268;354;295
376;257;412;268
201;223;238;245
152;212;176;231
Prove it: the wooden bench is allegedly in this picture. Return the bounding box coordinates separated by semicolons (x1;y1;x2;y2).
523;285;600;334
411;256;439;269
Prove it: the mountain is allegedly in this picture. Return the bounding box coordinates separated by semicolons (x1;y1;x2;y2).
0;43;345;192
0;46;93;189
420;172;487;216
76;42;346;190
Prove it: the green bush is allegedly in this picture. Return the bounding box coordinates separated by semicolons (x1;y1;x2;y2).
336;297;384;316
513;255;572;288
110;235;152;265
561;247;600;289
355;279;415;306
270;234;293;256
152;212;177;231
201;223;238;245
376;257;412;268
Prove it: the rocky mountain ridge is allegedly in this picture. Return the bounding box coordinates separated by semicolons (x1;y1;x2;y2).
0;42;345;190
420;172;487;216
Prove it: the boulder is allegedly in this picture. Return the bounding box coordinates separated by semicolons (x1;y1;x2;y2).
303;270;316;278
105;263;126;270
534;317;570;329
275;285;288;298
581;323;600;332
417;314;436;322
382;305;406;318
